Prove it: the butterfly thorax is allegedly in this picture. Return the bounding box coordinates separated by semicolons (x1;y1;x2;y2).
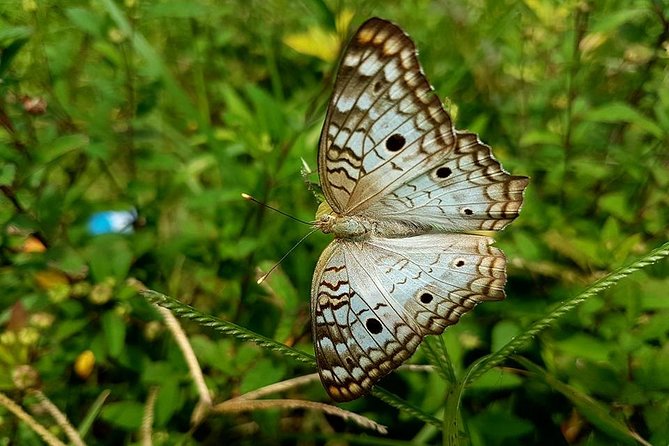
316;213;427;240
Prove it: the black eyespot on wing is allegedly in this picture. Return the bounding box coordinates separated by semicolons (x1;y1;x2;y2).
455;260;465;267
420;292;433;304
464;208;473;215
345;357;355;367
436;166;452;178
373;80;384;93
366;318;383;334
385;134;405;152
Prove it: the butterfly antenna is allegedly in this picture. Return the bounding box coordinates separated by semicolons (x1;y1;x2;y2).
256;228;319;284
241;193;312;225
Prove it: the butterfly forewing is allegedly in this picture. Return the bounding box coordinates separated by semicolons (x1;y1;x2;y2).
319;18;456;215
366;131;530;231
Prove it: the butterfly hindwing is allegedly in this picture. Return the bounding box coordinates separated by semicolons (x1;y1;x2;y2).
319;18;456;215
311;234;506;402
311;240;421;401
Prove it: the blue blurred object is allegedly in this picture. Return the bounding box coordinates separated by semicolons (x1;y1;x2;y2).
88;209;138;235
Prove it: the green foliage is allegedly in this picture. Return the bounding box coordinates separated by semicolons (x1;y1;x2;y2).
1;0;668;445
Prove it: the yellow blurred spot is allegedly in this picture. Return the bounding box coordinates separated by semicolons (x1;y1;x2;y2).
284;26;339;63
21;236;46;253
34;270;69;290
74;350;96;379
523;0;568;28
18;327;39;346
335;10;354;36
89;280;114;305
459;332;482;349
579;32;607;56
22;0;37;12
284;10;355;63
624;44;653;65
0;331;17;345
108;27;126;44
30;312;55;329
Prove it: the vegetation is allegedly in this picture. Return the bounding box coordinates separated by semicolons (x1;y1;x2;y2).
1;0;668;444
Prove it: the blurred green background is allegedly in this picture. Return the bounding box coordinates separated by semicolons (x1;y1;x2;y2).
1;0;668;444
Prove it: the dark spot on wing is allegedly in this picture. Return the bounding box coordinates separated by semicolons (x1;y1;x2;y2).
385;133;405;152
366;318;383;334
436;166;452;178
420;292;433;304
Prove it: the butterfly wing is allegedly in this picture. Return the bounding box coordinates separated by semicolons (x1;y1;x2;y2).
318;17;456;215
311;233;505;401
366;131;529;231
313;17;527;401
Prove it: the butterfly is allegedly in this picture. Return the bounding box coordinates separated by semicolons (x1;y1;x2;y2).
311;17;528;402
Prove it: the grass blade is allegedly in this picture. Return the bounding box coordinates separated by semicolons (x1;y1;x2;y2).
141;289;315;367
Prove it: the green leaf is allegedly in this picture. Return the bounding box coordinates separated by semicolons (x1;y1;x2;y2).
65;7;104;36
0;25;32;76
584;102;663;138
154;379;182;426
37;134;89;165
635;343;669;391
519;130;561;147
598;192;635;223
240;358;287;394
218;237;258;260
0;25;32;43
554;333;612;362
77;390;111;439
256;262;300;342
590;8;648;32
638;277;669;310
53;318;90;343
87;235;133;282
100;401;144;430
469;407;534;440
468;368;523;390
491;320;521;352
101;311;126;359
0;163;15;186
144;1;211;19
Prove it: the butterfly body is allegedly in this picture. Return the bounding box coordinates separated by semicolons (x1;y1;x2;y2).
316;213;427;239
311;17;528;402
